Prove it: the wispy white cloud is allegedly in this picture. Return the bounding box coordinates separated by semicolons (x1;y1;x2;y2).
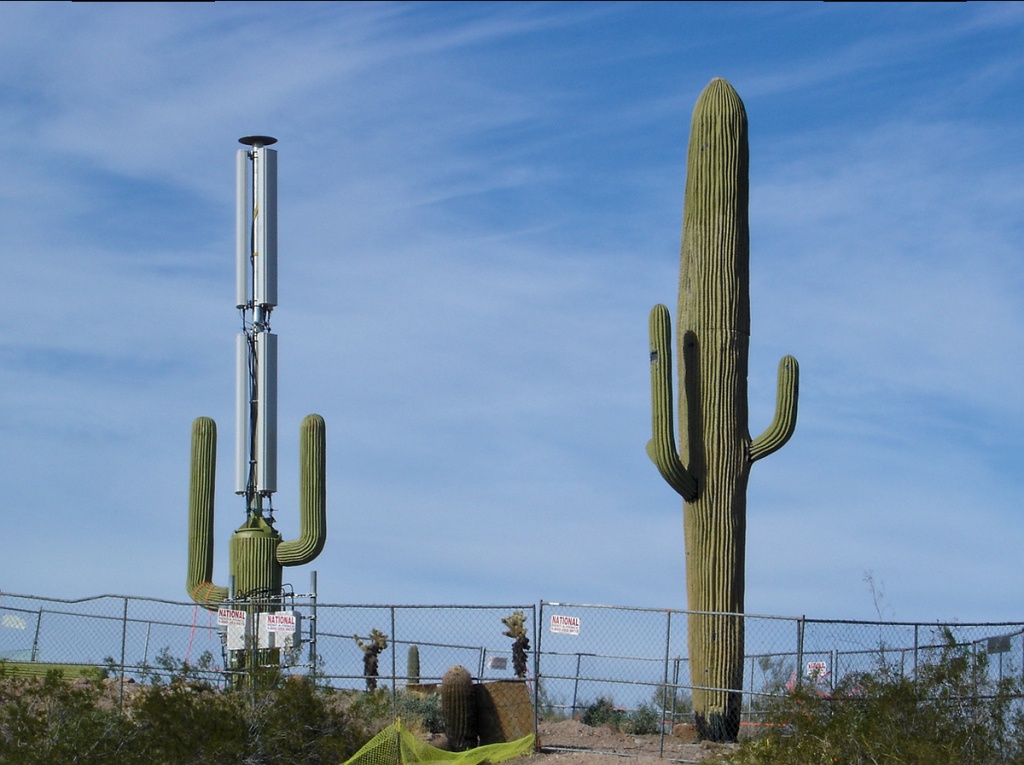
0;4;1022;626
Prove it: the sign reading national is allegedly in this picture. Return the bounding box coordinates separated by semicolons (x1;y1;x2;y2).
265;612;297;633
550;614;580;635
217;608;246;627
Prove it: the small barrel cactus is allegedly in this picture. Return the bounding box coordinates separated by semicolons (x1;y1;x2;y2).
441;664;476;751
407;644;421;685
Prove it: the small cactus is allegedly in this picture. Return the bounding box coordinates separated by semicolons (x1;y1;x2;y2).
354;629;388;692
407;644;421;685
501;611;530;679
441;664;476;751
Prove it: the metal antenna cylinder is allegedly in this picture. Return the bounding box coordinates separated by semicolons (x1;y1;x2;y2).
235;135;281;503
252;147;278;309
235;150;249;310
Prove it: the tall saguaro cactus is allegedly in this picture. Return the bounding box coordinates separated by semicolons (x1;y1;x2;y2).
647;78;799;742
186;413;327;608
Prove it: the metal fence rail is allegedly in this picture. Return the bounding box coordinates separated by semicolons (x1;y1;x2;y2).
2;590;1023;759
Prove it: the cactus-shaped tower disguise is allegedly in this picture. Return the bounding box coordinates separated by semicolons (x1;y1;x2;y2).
186;136;327;610
647;80;798;742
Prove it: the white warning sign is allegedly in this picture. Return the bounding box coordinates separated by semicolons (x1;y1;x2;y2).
550;614;580;635
217;608;246;627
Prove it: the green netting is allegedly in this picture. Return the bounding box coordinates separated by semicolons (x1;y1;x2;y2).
343;720;535;765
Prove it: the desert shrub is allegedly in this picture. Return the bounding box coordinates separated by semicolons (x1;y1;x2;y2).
0;663;380;764
715;629;1024;765
246;677;367;764
398;691;444;734
580;696;662;734
133;679;249;763
625;702;661;735
0;670;139;765
581;696;628;729
345;687;397;735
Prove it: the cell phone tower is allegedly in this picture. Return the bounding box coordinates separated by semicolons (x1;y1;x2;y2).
235;135;280;514
187;136;327;609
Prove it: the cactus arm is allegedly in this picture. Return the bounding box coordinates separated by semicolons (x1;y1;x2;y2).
647;304;699;501
186;417;229;609
276;414;327;566
749;355;799;462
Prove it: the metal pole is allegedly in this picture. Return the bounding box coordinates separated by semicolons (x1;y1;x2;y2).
309;570;318;680
30;608;43;662
747;655;755;723
795;617;805;689
390;606;397;717
119;597;129;710
532;603;539;751
571;653;584;719
659;611;672;758
672;657;681;723
913;624;919;680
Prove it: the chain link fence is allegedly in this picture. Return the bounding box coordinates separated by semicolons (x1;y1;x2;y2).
2;590;1023;758
0;591;536;689
536;602;1024;742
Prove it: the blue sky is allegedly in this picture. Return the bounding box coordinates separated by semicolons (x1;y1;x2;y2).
1;2;1023;622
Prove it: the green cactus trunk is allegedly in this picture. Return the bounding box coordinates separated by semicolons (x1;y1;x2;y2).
647;79;799;742
186;413;328;610
229;514;283;598
407;644;421;685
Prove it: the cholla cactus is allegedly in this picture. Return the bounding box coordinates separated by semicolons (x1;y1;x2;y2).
501;611;530;679
354;628;388;691
647;78;799;742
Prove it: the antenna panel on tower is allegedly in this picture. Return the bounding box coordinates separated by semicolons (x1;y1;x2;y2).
253;147;278;308
256;331;278;493
235;149;250;310
235;332;250;495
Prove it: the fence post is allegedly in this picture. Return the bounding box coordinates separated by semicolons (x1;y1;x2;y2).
119;597;129;710
531;603;539;751
309;571;318;679
30;608;43;662
913;624;919;680
390;606;398;717
795;616;805;689
673;657;682;723
747;654;755;723
571;653;584;719
659;610;673;758
535;601;545;690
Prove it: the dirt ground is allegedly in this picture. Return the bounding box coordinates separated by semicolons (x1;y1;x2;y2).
524;719;738;764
